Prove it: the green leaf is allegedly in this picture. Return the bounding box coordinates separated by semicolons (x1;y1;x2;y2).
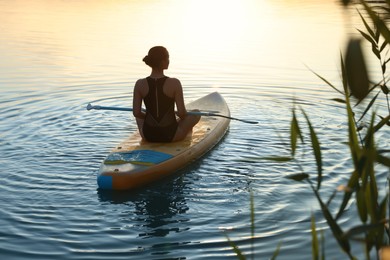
331;98;346;104
340;52;348;94
362;1;390;46
342;223;384;239
225;235;246;260
356;28;380;61
286;173;309;181
320;231;325;260
373;114;390;133
346;96;361;168
354;84;379;108
358;10;377;41
313;188;352;256
378;115;390;126
250;192;255;247
345;38;370;101
326;189;338;207
340;0;351;7
290;109;303;156
291;111;298;156
372;43;381;60
357;91;380;123
379;195;388;221
375;23;381;43
261;156;294;162
357;29;377;48
376;153;390;167
311;213;319;260
356;187;368;223
336;170;359;220
270;241;282;260
369;172;378;202
379;40;387;53
366;180;378;222
381;84;389;95
302;110;323;190
308;66;344;95
365;112;377;150
385;57;390;65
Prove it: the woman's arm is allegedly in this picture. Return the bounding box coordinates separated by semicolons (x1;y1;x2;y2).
173;79;187;119
133;80;146;119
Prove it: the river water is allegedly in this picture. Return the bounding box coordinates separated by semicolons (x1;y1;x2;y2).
1;0;390;259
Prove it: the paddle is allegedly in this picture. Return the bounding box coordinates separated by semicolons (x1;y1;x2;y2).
183;110;258;124
86;104;258;124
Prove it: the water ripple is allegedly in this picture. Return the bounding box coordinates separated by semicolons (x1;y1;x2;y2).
1;0;390;259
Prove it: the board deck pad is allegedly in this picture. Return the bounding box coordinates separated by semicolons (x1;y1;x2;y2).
104;150;173;166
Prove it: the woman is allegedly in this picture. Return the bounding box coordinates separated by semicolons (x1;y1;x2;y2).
133;46;200;142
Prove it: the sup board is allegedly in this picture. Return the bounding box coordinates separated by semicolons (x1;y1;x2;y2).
97;92;230;190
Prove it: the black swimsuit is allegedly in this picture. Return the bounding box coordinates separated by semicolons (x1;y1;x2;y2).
142;76;178;142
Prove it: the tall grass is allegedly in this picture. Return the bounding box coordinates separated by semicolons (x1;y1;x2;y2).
226;0;390;259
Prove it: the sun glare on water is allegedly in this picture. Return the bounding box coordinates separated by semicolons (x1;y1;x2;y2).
177;1;252;50
0;0;345;89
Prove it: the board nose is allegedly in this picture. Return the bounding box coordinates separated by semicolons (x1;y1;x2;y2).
97;175;113;189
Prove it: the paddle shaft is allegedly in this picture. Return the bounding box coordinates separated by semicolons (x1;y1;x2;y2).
86;104;258;124
87;104;135;112
186;111;258;124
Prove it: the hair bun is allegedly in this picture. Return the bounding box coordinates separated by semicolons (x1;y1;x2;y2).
143;46;169;68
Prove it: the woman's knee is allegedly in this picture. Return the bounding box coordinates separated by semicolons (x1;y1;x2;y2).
188;112;201;125
172;127;187;142
190;116;200;126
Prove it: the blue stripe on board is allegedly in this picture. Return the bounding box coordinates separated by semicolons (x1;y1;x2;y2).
104;150;173;165
97;175;113;189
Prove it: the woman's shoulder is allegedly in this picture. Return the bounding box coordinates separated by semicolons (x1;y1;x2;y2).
166;77;181;86
135;78;148;85
134;78;149;96
134;78;149;89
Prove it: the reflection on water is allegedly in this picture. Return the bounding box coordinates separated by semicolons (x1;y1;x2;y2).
98;175;189;239
1;0;389;259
